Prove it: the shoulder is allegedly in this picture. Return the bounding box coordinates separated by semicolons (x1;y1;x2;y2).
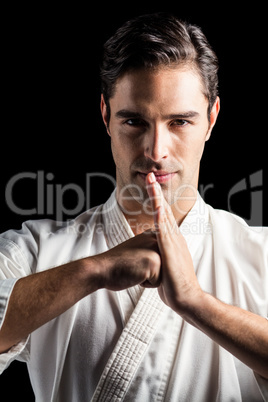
208;204;268;240
0;203;105;273
207;203;268;266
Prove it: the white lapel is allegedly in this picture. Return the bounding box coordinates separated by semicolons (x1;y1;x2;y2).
92;190;206;401
91;288;167;401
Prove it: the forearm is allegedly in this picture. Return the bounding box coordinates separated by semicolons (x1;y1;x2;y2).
0;231;162;353
0;256;100;353
182;292;268;379
147;174;268;379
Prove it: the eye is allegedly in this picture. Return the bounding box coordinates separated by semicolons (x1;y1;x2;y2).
171;119;189;127
124;118;145;127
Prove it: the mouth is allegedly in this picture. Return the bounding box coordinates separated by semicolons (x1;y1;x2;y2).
137;171;176;183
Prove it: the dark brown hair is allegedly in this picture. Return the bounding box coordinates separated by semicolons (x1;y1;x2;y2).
100;13;219;122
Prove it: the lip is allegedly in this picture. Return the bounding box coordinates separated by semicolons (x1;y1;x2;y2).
138;171;176;183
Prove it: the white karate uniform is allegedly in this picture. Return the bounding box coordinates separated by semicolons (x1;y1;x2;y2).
0;190;267;401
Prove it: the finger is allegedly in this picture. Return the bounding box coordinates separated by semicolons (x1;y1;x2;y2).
146;173;166;232
146;173;177;236
146;173;175;222
146;172;162;212
140;272;162;288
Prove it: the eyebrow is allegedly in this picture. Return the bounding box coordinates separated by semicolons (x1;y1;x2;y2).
115;110;143;119
115;109;200;120
165;111;200;120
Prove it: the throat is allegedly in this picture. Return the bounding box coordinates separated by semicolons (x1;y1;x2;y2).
123;212;155;235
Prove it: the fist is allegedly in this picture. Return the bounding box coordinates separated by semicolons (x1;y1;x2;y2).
97;231;161;291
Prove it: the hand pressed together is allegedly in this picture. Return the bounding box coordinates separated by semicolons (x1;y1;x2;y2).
96;229;162;291
97;171;202;317
146;172;203;315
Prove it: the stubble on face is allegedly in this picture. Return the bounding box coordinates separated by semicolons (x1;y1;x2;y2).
104;66;217;227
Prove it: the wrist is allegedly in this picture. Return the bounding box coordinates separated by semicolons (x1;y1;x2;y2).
81;254;108;294
176;289;209;324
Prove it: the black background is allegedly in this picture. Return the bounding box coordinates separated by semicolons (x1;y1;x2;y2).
1;3;267;399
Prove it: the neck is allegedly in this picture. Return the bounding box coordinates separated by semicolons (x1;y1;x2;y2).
118;189;198;235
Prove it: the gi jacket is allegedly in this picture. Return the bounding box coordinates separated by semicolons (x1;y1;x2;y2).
0;190;267;401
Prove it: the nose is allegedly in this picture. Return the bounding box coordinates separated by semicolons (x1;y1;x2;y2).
144;125;169;162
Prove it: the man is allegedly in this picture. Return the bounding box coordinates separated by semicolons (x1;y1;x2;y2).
0;13;267;401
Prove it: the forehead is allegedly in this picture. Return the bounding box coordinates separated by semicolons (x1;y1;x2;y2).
111;66;208;114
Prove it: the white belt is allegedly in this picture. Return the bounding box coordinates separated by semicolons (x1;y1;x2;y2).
91;288;166;401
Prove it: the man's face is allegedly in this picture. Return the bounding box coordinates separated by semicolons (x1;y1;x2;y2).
101;66;219;217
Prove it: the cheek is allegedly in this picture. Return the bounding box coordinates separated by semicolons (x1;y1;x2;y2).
110;133;137;172
175;133;207;167
110;138;123;167
111;126;142;159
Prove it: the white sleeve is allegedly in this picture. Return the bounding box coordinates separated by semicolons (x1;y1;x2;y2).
0;290;30;374
0;235;33;323
0;235;33;373
0;278;18;329
0;334;30;374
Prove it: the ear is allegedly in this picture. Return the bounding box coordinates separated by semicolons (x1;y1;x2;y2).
100;94;110;136
205;96;220;141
